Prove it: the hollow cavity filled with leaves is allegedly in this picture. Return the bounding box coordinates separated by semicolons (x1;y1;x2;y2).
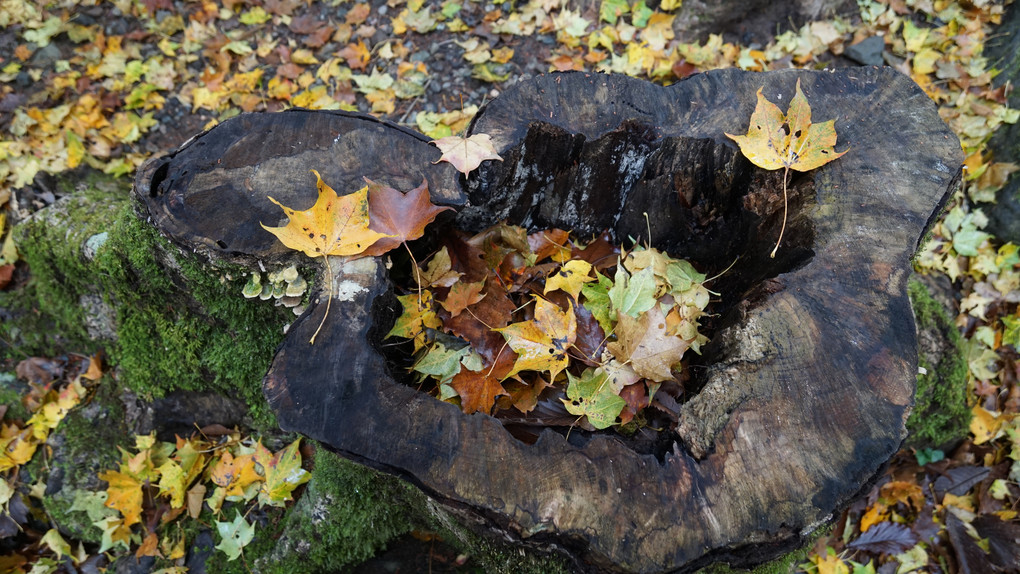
384;223;714;441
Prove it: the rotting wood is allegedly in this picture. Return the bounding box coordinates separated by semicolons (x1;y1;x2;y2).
136;68;962;573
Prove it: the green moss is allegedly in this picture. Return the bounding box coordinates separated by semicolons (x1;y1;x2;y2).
41;378;132;543
4;181;126;355
0;373;31;421
236;447;417;574
697;524;831;574
906;278;971;449
4;174;291;427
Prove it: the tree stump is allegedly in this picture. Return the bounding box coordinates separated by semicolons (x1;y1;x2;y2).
135;68;962;573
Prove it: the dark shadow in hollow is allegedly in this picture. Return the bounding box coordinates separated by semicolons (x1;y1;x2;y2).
371;120;816;460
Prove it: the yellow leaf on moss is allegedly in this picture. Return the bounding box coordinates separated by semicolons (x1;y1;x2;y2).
98;469;143;527
253;439;311;507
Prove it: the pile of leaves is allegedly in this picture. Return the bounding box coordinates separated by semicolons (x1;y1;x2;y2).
0;353;312;573
386;223;712;433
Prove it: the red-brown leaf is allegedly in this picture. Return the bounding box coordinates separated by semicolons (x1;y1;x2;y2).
361;178;453;257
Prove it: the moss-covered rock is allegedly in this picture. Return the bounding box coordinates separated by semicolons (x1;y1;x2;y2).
35;377;132;543
3;172;291;427
906;277;970;450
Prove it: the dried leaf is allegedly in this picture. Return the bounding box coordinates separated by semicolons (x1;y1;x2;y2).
440;280;486;317
496;297;577;381
725;79;848;172
431;133;503;174
848;521;919;555
361;178;453;257
607;304;690;382
261;170;392;258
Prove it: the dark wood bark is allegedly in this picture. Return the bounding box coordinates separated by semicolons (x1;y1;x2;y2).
136;68;962;573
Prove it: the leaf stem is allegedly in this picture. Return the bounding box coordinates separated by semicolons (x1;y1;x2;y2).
310;255;334;344
770;166;789;259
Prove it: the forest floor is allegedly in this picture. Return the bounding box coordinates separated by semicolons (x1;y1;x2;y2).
1;0;1020;573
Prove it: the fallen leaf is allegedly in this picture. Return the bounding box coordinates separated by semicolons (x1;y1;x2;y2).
261;170;392;258
388;290;442;351
440;280;486;317
214;510;255;561
545;259;595;300
562;368;626;429
607;304;690;382
431;133;503;174
98;469;143;527
253;438;310;507
608;265;657;319
725;80;847;255
496;297;577;381
361;178;452;257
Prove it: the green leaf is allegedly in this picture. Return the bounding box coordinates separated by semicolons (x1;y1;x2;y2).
215;510;256;561
608;265;657;318
989;478;1011;500
600;0;629;24
254;439;312;508
413;340;471;385
1002;316;1020;348
239;6;272;25
69;490;116;523
581;271;615;334
40;529;72;559
665;259;706;294
913;447;944;466
631;0;653;27
953;228;990;256
561;368;626;429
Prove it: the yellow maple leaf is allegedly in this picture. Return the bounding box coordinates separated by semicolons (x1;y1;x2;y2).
98;469;144;527
725;79;847;256
544;259;594;300
261;170;390;258
496;297;577;381
0;424;37;472
262;170;394;343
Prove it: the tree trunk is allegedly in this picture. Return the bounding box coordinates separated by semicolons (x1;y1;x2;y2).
136;68;962;573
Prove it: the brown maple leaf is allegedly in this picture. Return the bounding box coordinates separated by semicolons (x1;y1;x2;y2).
449;350;514;415
440;280;487;317
360;178;453;257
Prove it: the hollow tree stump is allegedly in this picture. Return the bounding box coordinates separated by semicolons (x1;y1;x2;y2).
135;68;962;573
